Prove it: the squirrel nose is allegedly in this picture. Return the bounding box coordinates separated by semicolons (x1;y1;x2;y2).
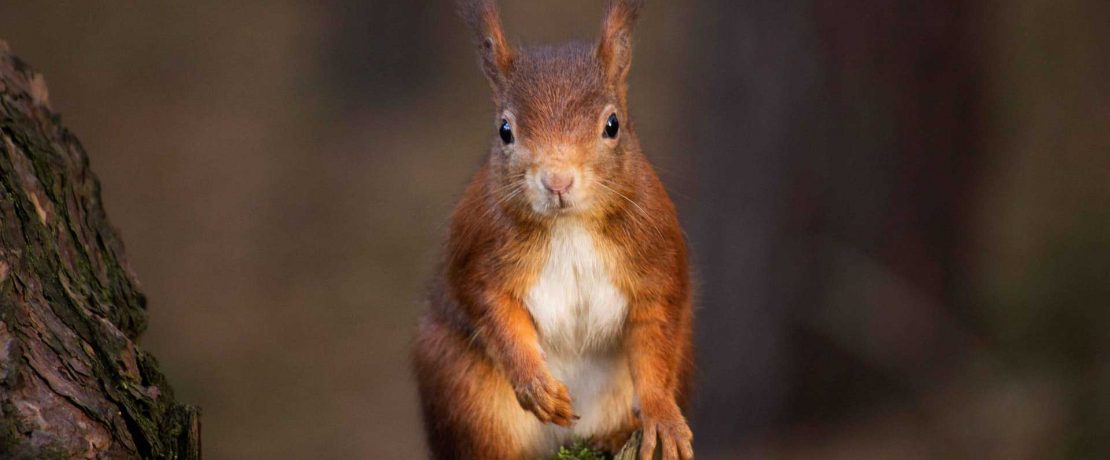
541;171;575;195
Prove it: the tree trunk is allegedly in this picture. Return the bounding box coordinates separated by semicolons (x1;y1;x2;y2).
0;41;200;459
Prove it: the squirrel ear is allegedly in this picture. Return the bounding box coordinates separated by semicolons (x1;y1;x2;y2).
458;0;515;93
597;0;645;86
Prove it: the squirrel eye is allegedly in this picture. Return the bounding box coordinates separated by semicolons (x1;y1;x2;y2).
499;119;514;144
603;113;620;139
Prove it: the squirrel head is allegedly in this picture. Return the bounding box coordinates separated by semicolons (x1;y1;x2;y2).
458;0;647;221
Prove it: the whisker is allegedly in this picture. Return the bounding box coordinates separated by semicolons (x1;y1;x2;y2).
482;180;527;221
595;180;667;241
594;181;648;217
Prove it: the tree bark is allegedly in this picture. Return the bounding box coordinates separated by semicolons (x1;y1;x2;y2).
0;41;200;459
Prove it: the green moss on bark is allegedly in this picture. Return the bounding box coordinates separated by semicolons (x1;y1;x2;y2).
0;40;200;459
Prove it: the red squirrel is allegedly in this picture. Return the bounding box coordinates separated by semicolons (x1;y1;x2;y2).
414;1;694;458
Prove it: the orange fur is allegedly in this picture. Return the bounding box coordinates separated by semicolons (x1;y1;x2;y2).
415;2;693;459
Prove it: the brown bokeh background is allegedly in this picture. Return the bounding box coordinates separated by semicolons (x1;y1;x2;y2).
1;1;1107;458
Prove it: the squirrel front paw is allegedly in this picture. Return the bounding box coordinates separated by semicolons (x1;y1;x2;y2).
512;371;575;426
639;400;693;460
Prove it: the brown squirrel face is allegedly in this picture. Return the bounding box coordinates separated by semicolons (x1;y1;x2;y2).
461;0;644;221
492;46;626;217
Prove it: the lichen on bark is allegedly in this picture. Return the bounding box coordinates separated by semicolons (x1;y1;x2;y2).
0;40;200;459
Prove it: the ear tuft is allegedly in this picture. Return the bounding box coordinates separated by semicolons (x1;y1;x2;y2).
597;0;645;85
457;0;515;92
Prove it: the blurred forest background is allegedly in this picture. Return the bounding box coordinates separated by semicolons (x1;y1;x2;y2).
1;0;1107;458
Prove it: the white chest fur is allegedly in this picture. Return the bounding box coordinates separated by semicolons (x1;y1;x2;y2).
525;221;628;352
521;221;634;444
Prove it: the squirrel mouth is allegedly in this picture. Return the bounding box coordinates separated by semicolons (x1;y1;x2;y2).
556;195;569;209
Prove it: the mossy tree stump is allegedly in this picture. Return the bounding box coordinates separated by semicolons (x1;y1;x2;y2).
0;41;200;459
